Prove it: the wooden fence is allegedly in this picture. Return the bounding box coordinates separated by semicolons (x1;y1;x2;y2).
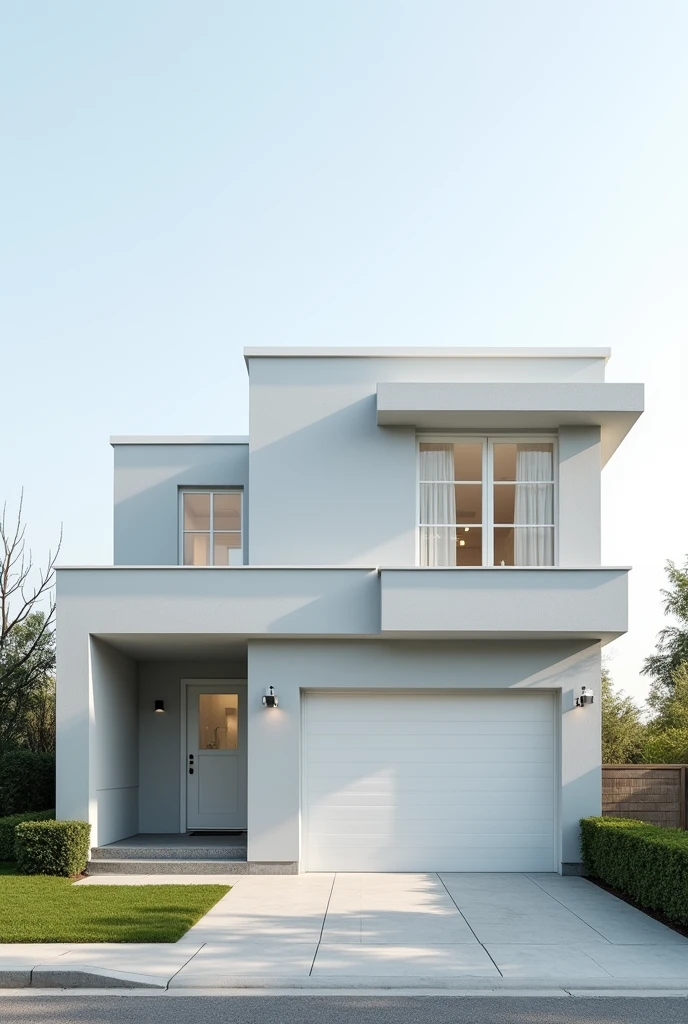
602;764;688;829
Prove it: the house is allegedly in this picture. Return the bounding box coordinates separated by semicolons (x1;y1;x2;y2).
55;347;643;874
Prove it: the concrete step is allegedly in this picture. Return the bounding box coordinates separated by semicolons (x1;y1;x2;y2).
86;858;249;875
90;845;247;861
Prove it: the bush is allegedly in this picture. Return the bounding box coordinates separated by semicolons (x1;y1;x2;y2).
15;820;91;877
0;751;55;816
581;816;688;924
0;809;54;861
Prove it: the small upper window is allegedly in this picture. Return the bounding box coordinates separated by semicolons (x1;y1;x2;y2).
181;491;243;566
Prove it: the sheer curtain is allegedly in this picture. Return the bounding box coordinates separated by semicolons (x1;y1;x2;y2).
419;445;456;566
514;445;553;566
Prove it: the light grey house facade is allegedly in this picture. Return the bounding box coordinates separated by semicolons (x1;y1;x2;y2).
55;347;643;874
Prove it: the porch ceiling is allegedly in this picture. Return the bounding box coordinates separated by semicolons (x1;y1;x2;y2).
95;632;249;660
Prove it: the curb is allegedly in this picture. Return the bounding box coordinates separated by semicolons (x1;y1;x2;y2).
0;967;167;990
4;970;688;994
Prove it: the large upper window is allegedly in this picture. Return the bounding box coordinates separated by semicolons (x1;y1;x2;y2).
418;438;555;567
181;490;243;566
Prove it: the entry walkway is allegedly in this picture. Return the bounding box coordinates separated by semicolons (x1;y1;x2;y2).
2;873;688;990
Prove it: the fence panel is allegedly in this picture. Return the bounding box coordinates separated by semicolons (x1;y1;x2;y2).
602;765;687;829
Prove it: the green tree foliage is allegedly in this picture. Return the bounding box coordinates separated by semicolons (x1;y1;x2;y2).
0;495;59;755
0;614;55;754
642;558;688;694
641;662;688;764
601;668;645;764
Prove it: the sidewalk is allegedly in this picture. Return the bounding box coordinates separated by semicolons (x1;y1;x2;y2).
3;873;688;993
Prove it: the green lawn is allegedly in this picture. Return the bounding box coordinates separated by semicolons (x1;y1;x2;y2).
0;864;229;942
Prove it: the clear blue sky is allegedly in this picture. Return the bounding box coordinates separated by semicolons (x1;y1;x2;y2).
2;1;687;702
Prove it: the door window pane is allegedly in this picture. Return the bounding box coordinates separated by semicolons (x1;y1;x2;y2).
198;693;238;750
456;526;482;566
493;443;554;482
494;483;554;525
453;484;482;525
419;442;483;481
184;533;210;566
419;526;457;566
419;526;482;567
214;532;243;566
453;443;483;482
214;492;242;531
494;526;554;566
184;492;210;530
418;484;482;526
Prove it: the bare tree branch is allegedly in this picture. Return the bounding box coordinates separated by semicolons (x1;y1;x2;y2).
0;490;62;650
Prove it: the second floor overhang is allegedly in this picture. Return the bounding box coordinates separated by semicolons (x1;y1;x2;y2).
56;564;630;645
376;382;644;463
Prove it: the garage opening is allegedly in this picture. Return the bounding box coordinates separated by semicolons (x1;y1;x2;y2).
303;690;556;872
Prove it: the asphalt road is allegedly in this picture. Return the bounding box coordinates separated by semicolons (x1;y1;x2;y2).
1;996;688;1024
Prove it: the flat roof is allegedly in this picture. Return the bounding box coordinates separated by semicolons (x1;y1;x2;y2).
110;435;248;446
244;346;611;364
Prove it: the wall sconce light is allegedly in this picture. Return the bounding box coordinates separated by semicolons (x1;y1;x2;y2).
575;686;594;708
154;700;165;713
262;686;279;709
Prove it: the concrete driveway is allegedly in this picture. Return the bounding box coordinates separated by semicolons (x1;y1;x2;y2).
165;872;688;987
4;872;688;990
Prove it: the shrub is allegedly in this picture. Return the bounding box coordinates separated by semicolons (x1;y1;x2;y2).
581;816;688;924
0;809;54;861
0;751;55;816
15;820;91;877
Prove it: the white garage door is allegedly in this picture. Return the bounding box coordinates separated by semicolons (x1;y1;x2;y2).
303;691;556;872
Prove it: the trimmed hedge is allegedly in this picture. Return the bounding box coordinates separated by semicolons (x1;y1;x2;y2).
15;820;91;877
581;816;688;924
0;810;54;861
0;751;55;816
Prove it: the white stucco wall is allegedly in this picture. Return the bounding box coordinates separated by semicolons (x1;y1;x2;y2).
247;355;609;566
89;639;138;846
558;426;601;565
247;640;601;868
113;442;249;565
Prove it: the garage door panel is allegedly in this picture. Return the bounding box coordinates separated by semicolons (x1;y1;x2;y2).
310;815;556;835
309;696;552;720
304;691;556;872
307;737;552;761
309;719;553;736
306;839;555;873
306;762;554;785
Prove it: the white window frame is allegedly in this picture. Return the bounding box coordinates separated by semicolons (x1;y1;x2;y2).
416;434;558;567
179;488;244;566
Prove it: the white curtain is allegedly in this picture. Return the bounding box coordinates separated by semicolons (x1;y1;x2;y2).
419;446;456;566
514;445;553;566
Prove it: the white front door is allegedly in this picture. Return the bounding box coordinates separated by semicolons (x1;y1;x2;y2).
186;683;247;830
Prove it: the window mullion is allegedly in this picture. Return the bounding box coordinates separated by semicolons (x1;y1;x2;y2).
484;440;492;566
209;492;214;566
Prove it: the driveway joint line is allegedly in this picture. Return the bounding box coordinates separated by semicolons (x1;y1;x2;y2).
580;946;621;979
166;941;207;988
436;872;503;978
524;873;612;944
309;873;337;977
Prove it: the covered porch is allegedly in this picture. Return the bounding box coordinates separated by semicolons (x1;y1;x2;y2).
74;631;252;859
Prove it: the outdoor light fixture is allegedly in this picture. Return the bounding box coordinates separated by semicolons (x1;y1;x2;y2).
575;686;594;708
262;686;278;709
154;700;165;713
